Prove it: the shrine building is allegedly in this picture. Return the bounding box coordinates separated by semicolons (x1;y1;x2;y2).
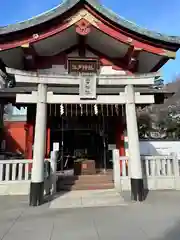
0;0;180;206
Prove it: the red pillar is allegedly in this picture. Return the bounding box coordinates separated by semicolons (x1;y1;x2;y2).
25;121;34;172
116;125;125;156
116;122;125;176
46;126;50;158
25;106;35;173
25;122;34;159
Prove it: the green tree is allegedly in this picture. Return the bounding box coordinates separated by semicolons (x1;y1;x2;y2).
137;112;152;138
156;110;180;139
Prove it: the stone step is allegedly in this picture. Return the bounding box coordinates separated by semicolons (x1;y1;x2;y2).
58;175;113;185
78;174;113;179
57;182;114;191
57;173;114;191
58;173;113;179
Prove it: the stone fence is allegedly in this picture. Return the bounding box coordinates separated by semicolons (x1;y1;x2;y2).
113;149;180;191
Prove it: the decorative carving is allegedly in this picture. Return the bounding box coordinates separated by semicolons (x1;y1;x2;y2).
76;19;91;36
68;9;98;28
33;33;39;39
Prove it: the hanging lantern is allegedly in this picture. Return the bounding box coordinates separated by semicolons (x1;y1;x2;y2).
60;104;64;115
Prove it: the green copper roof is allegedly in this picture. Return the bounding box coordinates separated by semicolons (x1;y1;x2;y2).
0;0;180;45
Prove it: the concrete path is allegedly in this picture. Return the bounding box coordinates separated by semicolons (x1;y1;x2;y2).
50;189;127;209
0;191;180;239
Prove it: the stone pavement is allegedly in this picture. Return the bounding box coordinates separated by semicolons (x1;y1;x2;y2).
50;189;127;209
0;191;180;239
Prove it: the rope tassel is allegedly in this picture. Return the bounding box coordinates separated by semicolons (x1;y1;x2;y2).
94;104;98;115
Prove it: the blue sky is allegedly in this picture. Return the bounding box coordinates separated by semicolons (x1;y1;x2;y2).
1;0;180;83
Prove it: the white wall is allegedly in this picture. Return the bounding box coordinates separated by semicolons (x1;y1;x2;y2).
140;141;180;157
4;104;27;121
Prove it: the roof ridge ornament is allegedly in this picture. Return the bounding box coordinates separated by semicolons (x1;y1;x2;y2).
75;19;91;35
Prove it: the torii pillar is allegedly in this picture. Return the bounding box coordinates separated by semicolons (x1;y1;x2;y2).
29;83;47;206
125;85;144;201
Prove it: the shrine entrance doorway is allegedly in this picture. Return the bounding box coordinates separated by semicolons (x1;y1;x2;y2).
49;104;122;175
51;127;105;174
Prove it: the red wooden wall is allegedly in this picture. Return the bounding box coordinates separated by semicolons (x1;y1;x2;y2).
4;121;27;155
